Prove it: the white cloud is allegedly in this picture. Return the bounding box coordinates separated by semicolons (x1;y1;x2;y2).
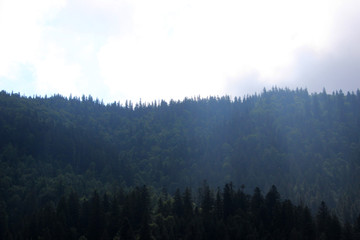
33;44;83;96
0;0;66;92
98;0;344;101
287;0;360;93
0;0;109;98
1;0;358;102
224;0;360;97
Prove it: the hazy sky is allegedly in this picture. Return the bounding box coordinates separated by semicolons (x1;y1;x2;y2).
0;0;359;103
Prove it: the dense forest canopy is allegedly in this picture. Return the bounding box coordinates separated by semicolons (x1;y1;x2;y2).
0;88;360;238
4;182;360;240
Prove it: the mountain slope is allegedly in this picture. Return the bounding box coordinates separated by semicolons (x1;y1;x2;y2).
0;88;359;221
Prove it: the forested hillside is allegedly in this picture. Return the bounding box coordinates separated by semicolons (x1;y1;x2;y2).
0;88;360;235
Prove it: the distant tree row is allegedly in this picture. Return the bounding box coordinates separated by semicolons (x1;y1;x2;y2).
2;183;360;240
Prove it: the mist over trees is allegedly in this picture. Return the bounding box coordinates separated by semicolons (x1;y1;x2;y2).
0;88;360;239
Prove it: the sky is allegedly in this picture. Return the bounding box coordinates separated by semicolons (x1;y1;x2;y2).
0;0;359;104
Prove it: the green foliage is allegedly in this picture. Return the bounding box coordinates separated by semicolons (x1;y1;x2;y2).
4;183;359;239
0;88;360;237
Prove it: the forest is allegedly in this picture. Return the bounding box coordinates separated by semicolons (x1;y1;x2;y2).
0;88;360;239
3;183;360;240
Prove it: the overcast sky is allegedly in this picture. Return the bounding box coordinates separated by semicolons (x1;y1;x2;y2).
0;0;359;103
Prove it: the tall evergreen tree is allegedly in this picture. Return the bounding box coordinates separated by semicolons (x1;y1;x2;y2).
183;187;193;220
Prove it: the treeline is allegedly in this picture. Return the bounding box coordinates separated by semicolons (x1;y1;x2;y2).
2;183;360;240
0;88;360;223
